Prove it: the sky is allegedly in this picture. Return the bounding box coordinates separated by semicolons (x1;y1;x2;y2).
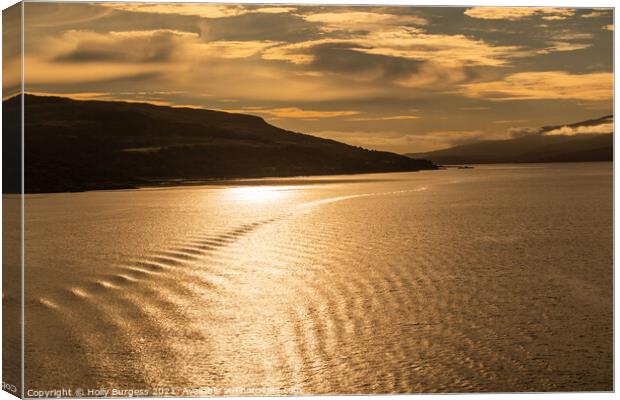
14;3;615;153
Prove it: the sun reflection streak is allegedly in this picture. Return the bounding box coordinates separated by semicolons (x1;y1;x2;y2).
227;185;299;203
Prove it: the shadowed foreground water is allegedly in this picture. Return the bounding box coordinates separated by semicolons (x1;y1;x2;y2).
21;163;612;394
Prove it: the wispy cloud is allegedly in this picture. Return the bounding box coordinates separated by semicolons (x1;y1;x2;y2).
254;7;299;15
348;115;420;121
262;107;360;119
545;122;613;135
25;91;207;108
191;40;282;59
492;120;529;124
99;3;295;19
302;11;427;33
581;10;612;18
536;41;591;54
461;71;613;101
464;7;575;21
263;28;524;68
51;29;197;63
220;107;360;119
459;106;490;111
26;91;113;100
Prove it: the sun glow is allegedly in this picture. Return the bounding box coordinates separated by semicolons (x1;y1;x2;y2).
227;186;292;203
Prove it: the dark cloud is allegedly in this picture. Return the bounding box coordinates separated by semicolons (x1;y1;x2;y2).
26;72;165;94
307;42;423;80
54;49;131;63
54;31;179;63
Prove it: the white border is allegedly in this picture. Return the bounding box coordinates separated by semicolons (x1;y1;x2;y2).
0;1;616;400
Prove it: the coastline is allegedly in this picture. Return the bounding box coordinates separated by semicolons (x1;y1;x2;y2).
17;160;613;195
18;165;440;194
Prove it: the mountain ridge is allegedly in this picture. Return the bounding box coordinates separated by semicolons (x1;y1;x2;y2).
406;115;613;165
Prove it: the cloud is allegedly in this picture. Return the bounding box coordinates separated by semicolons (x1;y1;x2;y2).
464;7;575;21
459;106;490;111
348;115;420;121
261;107;360;119
531;30;594;56
492;119;529;124
51;32;278;66
25;29;199;85
190;40;282;59
263;28;524;68
545;122;613;136
100;3;244;18
303;42;423;82
508;116;613;138
99;3;295;19
220;107;360;119
424;129;489;142
536;41;591;54
253;7;298;14
302;11;427;33
581;10;611;18
26;91;195;107
552;32;594;41
394;60;468;89
461;71;613;101
23;3;116;29
27;6;596;106
28;29;296;95
262;39;326;64
541;15;570;21
356;30;523;67
26;91;113;100
53;29;196;63
164;58;393;102
25;54;167;85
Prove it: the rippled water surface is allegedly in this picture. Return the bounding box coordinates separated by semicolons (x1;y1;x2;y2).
22;163;612;394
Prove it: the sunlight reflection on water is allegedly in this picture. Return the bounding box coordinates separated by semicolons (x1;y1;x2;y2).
22;163;612;393
226;185;308;203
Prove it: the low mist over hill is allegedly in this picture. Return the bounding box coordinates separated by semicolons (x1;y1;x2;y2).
406;115;612;165
4;95;436;193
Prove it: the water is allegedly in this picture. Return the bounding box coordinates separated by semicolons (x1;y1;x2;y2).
21;163;612;394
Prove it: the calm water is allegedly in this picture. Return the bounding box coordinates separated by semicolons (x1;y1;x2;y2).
20;163;612;394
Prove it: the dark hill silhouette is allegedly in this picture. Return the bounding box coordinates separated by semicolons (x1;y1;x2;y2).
406;115;612;165
4;94;436;193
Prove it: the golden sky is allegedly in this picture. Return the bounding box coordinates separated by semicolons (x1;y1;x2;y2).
15;3;615;153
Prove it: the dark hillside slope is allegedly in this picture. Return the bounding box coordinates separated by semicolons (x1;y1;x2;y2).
6;95;436;193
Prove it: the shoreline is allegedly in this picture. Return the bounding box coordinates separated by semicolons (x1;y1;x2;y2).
12;160;613;195
16;166;440;195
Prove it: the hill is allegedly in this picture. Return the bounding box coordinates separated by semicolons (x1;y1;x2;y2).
3;95;436;193
406;115;612;165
